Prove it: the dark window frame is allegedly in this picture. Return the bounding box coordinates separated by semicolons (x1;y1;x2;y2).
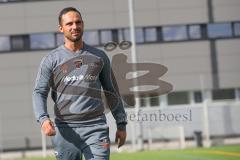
83;30;101;47
207;22;233;39
0;0;67;4
30;32;55;50
193;91;203;103
1;21;240;53
144;27;158;43
10;34;30;51
212;88;236;101
99;29;113;45
187;24;202;40
167;91;190;106
233;21;240;37
0;35;11;52
162;25;188;42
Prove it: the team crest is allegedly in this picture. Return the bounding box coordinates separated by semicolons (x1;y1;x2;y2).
61;64;69;74
74;58;83;68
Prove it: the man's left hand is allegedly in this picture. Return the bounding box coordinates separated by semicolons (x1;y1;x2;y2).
115;130;127;148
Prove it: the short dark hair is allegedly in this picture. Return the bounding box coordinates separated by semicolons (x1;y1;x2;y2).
58;7;82;25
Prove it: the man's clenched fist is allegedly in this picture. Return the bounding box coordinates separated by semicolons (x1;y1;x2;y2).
41;119;56;136
115;130;127;148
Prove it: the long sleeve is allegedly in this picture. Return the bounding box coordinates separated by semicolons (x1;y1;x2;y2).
99;52;127;131
32;55;52;125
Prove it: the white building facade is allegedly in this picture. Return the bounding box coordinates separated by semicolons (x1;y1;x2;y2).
0;0;240;150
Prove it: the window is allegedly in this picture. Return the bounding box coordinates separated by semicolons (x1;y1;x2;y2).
149;95;160;106
0;36;10;52
237;88;240;99
10;35;29;51
30;33;55;49
100;30;112;45
118;29;130;42
194;91;203;103
56;33;64;46
212;88;235;100
189;25;201;39
0;0;60;3
208;23;232;38
162;26;188;41
157;27;163;41
112;29;118;42
118;28;144;43
201;24;208;39
2;21;240;53
83;31;100;46
233;22;240;36
140;97;147;107
145;27;157;42
135;28;144;43
167;91;189;105
0;0;19;2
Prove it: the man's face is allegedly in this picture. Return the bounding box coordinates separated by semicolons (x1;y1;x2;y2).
59;11;84;42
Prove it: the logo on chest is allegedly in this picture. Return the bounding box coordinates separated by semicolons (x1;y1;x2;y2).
60;58;83;74
74;58;83;69
60;64;69;74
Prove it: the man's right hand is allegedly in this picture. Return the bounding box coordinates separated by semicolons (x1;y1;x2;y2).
41;119;56;136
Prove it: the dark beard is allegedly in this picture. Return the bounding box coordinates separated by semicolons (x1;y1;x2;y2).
71;36;81;42
66;32;83;42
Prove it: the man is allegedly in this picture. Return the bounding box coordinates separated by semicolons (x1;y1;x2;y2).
32;7;127;160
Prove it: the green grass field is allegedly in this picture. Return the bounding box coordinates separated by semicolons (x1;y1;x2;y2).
17;145;240;160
